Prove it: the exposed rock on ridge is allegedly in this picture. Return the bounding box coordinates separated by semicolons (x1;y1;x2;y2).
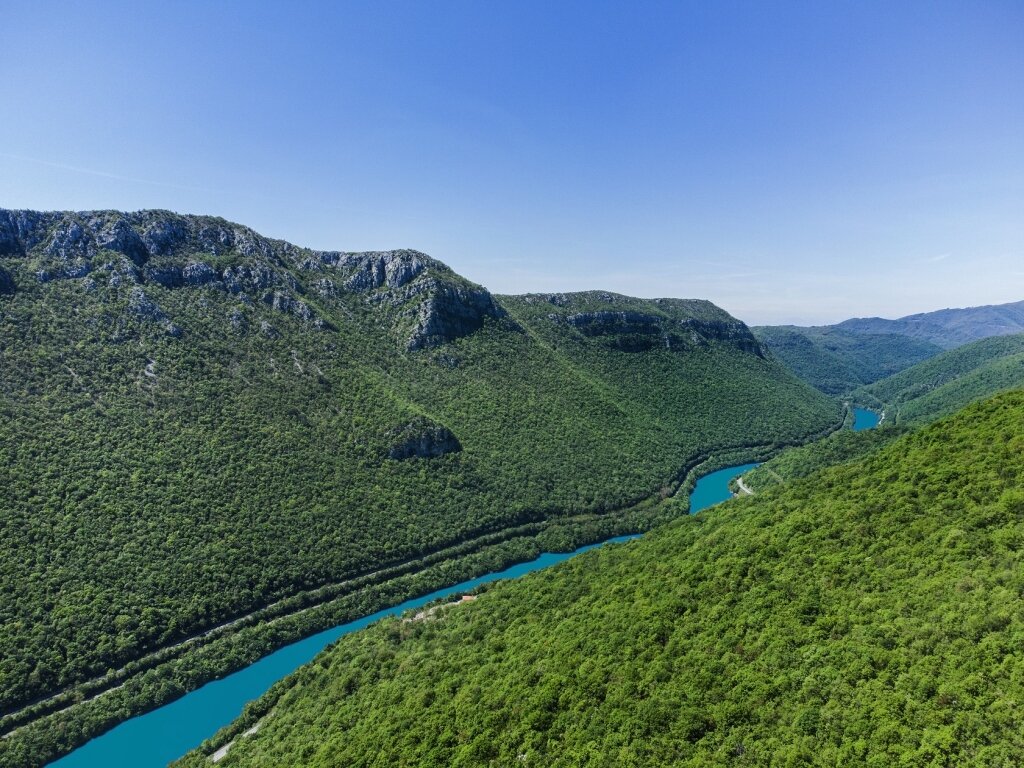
330;250;429;292
528;291;764;356
406;283;504;351
1;210;766;359
562;310;663;335
0;208;505;350
368;275;505;351
306;247;505;350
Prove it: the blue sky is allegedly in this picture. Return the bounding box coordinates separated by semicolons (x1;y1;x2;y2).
1;1;1021;324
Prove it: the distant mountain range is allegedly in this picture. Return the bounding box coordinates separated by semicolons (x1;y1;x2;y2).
753;299;1024;394
835;300;1024;348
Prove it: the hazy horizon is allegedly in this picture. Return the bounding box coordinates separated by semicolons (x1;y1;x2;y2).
2;1;1021;325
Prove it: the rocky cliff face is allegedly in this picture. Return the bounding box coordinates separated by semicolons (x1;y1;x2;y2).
386;417;462;460
324;249;506;350
676;316;764;356
523;291;764;356
0;209;504;350
0;209;285;266
371;277;506;351
563;310;663;336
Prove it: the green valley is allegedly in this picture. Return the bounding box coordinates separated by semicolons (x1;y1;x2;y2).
752;325;942;395
740;334;1024;496
0;209;838;766
6;7;1020;766
178;390;1024;768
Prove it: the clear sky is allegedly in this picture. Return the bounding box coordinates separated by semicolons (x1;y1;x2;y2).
1;1;1021;325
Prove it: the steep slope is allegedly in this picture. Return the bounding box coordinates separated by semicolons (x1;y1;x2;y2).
837;300;1024;348
752;325;942;394
179;391;1024;768
498;292;820;448
0;209;839;764
739;427;904;494
854;333;1024;425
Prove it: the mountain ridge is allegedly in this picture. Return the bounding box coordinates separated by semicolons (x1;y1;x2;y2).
0;208;508;352
835;299;1024;348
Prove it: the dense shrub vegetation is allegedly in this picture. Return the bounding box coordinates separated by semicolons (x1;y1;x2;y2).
180;391;1024;767
0;211;838;763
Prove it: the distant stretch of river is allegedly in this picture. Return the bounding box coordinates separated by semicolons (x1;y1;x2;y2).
853;406;881;431
50;447;841;767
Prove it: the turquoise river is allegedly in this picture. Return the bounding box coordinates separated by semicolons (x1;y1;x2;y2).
852;406;881;431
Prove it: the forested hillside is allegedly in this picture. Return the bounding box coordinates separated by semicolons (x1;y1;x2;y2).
855;333;1024;425
179;391;1024;768
0;209;838;765
739;427;903;494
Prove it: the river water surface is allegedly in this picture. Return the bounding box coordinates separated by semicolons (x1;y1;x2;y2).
852;407;881;431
